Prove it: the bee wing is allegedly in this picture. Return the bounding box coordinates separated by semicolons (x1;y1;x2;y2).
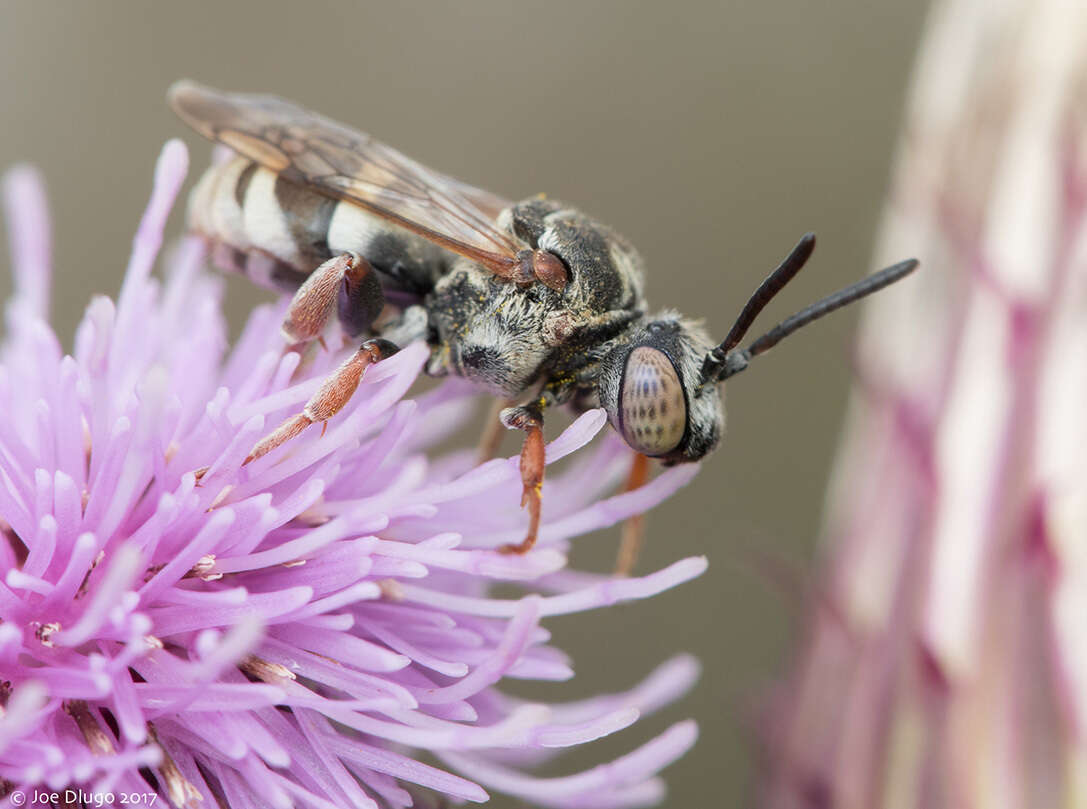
168;80;523;273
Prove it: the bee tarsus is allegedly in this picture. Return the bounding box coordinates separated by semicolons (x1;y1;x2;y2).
281;252;382;345
497;405;546;555
243;338;399;465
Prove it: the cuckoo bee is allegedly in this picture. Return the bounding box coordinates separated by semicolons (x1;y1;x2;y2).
169;81;917;568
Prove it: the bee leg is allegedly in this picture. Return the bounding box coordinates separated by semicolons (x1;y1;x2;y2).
614;452;650;576
477;398;515;464
375;304;429;347
496;405;546;555
281;253;383;345
244;338;399;464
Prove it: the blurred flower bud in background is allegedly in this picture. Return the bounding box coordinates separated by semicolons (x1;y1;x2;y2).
761;0;1087;806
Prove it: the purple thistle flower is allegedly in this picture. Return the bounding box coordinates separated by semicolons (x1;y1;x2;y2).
0;139;705;809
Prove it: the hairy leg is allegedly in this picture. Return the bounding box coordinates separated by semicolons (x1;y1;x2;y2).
245;338;399;464
281;252;384;346
496;405;546;555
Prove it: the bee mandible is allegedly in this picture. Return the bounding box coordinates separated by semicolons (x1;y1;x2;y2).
169;81;916;568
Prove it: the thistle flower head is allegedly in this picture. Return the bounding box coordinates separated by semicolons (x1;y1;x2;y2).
0;139;705;808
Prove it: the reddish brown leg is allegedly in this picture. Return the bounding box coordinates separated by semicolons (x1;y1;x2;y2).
476;398;513;464
244;339;398;464
497;407;546;555
280;252;373;345
614;452;650;576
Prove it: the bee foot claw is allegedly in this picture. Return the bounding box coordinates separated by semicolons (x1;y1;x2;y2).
498;536;536;555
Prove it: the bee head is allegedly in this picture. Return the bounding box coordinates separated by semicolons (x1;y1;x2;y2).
598;234;919;465
598;313;723;465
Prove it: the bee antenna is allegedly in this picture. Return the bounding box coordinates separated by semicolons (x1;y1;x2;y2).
710;257;919;382
700;233;817;382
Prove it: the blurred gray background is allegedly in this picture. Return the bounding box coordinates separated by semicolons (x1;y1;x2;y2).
0;2;927;805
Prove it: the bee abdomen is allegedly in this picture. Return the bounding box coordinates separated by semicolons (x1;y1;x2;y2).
187;155;339;291
188;155;447;295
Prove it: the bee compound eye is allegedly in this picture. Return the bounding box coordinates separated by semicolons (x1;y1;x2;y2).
619;347;687;456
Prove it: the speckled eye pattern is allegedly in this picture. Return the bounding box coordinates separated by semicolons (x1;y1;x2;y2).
620;346;687;455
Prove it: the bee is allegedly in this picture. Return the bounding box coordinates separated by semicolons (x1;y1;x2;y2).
169;81;916;568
